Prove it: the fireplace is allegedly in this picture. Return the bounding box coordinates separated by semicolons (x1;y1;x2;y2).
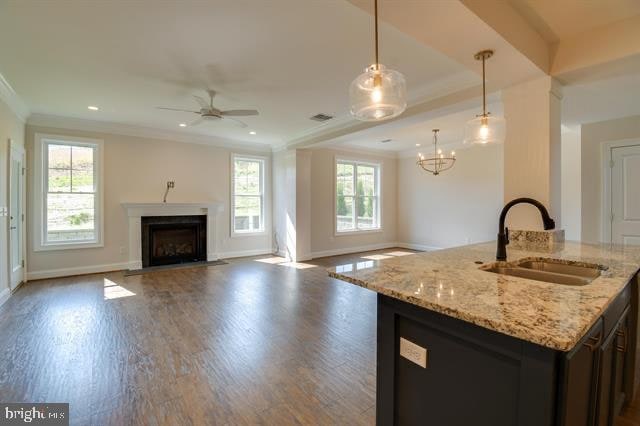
141;215;207;267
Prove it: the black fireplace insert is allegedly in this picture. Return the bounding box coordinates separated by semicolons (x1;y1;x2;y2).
141;215;207;267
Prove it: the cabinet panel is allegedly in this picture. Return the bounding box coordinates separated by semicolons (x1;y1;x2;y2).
560;319;603;426
395;316;520;426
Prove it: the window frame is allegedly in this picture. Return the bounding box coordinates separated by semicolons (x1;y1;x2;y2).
334;157;382;235
33;133;104;251
230;153;267;237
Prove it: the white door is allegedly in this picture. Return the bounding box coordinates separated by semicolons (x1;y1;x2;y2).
9;142;25;290
611;144;640;245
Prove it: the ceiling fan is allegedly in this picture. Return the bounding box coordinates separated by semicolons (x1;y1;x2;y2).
157;90;259;127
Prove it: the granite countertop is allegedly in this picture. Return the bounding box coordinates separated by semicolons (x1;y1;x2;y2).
327;241;640;351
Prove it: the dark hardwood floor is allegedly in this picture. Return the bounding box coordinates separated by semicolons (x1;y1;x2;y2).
1;248;639;425
0;250;389;425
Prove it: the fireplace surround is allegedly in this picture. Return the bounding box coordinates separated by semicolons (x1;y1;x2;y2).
122;202;223;270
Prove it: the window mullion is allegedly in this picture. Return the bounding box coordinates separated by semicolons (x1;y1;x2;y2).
353;164;359;230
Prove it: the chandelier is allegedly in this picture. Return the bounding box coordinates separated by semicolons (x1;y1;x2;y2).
349;0;407;122
417;129;456;176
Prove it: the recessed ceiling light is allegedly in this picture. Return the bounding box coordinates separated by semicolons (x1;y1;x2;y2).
179;123;187;127
415;143;421;147
87;106;99;111
249;131;256;135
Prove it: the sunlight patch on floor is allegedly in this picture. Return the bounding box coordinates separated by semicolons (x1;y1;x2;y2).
104;278;136;300
384;251;415;257
254;256;289;264
361;254;394;260
278;262;317;270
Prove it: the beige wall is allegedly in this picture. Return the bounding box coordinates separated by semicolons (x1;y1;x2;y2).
397;144;503;249
561;128;581;241
26;125;272;277
581;115;640;242
0;98;25;296
309;148;397;257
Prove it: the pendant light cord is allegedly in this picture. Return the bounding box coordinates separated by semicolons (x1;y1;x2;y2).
482;55;487;116
374;0;379;70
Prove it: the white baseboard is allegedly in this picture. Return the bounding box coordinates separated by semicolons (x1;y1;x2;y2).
310;242;399;259
218;248;274;260
27;262;129;281
396;242;442;252
0;287;10;308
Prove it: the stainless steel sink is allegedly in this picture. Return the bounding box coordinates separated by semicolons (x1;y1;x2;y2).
480;258;605;286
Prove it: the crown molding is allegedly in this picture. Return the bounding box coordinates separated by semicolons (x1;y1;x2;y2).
0;72;30;122
26;113;272;153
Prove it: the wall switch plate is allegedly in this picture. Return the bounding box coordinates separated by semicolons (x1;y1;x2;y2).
400;337;428;368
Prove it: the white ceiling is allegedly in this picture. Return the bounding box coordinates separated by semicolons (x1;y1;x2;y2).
0;0;477;147
333;101;504;154
510;0;640;43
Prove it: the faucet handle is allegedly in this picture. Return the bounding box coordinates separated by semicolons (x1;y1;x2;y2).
505;227;509;244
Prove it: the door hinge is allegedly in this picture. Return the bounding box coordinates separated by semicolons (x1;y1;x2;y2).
610;159;615;168
21;260;24;268
21;167;25;176
21;213;24;222
611;212;615;222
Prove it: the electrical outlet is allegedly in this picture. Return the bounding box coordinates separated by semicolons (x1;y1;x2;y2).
119;246;126;255
400;337;428;368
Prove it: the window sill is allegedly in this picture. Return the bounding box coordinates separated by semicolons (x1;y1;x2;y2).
231;230;268;238
335;228;383;237
34;241;104;252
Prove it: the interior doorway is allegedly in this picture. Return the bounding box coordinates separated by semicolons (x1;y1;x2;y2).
9;141;25;290
606;142;640;245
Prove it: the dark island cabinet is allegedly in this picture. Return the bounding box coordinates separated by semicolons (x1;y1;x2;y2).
376;277;636;426
558;318;603;426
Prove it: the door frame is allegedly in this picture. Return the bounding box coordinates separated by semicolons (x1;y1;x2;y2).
602;138;640;243
8;139;26;289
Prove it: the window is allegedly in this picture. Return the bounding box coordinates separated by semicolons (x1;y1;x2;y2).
232;155;265;234
336;160;380;233
34;134;103;250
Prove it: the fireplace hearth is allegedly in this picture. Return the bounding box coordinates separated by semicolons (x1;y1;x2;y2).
141;215;207;267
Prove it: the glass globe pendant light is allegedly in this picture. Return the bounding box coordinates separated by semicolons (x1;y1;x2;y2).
349;0;406;122
464;50;505;145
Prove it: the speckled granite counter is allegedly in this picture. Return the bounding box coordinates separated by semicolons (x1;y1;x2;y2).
328;241;640;351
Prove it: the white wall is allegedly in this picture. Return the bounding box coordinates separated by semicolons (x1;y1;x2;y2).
309;148;398;257
26;125;272;278
0;98;25;298
561;127;581;241
397;144;503;250
581;115;640;242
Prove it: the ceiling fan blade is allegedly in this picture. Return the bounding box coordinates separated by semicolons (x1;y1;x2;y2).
156;107;200;114
223;117;248;128
189;117;204;126
221;109;259;117
193;95;209;108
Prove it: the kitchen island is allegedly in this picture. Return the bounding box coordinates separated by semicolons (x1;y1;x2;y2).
328;241;640;426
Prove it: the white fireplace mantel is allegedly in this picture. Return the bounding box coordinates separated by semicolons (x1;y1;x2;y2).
121;202;224;270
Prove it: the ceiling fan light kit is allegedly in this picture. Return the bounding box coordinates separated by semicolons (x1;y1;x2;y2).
157;90;259;128
349;0;407;122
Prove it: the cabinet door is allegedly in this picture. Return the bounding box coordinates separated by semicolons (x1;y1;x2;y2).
560;319;603;426
597;328;615;426
612;307;630;416
597;306;630;426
